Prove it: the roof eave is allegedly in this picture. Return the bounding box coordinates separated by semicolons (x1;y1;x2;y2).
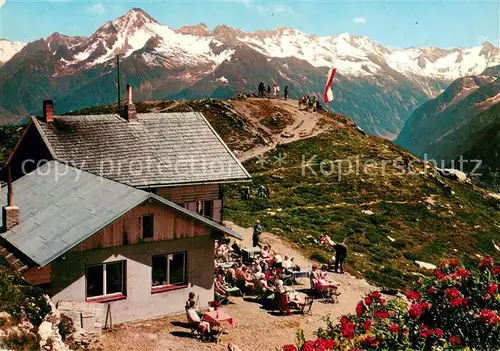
136;177;252;189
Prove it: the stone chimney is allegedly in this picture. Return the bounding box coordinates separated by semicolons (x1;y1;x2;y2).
2;168;19;232
43;100;54;123
121;84;137;122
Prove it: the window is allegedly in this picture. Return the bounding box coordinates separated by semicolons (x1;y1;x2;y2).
196;201;213;219
86;261;126;300
203;200;213;218
142;214;154;239
151;252;187;290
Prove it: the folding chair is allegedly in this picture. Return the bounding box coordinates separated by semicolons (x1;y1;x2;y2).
300;297;314;315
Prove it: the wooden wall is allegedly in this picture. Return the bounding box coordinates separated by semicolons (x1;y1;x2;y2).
72;204;209;252
23;265;52;285
156;184;220;203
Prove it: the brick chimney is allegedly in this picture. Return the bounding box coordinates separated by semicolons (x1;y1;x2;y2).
121;84;137;122
2;167;19;233
43;100;54;123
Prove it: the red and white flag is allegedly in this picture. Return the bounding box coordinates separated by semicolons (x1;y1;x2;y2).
323;67;337;103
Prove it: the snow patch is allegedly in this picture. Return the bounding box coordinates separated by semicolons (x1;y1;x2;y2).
216;76;229;84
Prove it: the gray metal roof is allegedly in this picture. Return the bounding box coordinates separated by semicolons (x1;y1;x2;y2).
33;112;250;188
0;161;241;267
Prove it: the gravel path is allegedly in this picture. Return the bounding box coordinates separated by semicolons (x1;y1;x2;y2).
100;224;376;351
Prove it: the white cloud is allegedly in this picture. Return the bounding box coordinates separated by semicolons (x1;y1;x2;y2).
86;2;106;16
353;17;367;24
234;0;295;15
0;0;5;8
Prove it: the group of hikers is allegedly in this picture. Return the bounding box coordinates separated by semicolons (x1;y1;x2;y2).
241;185;270;200
258;82;289;100
255;82;325;114
299;95;323;112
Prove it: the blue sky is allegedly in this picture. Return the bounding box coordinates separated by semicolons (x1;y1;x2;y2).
0;0;498;48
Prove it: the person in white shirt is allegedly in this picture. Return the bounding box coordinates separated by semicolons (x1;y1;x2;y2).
282;255;293;270
186;301;210;338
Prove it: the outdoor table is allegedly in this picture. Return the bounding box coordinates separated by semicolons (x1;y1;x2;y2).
202;309;234;342
203;309;234;327
218;262;235;269
291;271;310;284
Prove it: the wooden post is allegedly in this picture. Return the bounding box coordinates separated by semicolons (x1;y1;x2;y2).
104;304;113;331
7;166;13;206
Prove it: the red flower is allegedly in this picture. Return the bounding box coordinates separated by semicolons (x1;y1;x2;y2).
427;286;437;294
488;282;498;295
388;323;400;333
302;341;315;351
356;301;365;317
283;345;297;351
406;290;421;301
478;309;500;324
456;268;470;278
419;325;431;338
480;257;493;268
374;309;390;319
341;322;356;340
313;338;327;351
440;260;447;267
445;287;460;300
449;336;461;347
324;339;337;349
402;329;409;335
434;270;446;280
370;291;382;300
362;319;373;331
379;298;386;305
420;301;432;310
433;328;444;338
492;266;500;275
364;296;373;306
409;303;423;319
449;258;458;266
340;316;349;325
450;297;467;308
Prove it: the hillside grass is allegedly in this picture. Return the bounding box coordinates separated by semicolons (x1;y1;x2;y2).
223;113;500;289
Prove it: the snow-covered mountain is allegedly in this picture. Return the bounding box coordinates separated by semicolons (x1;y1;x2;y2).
1;8;499;136
0;39;26;66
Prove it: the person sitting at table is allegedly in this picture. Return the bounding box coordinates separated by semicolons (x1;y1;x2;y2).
319;265;340;290
215;241;231;262
282;255;294;271
186;300;211;339
226;263;238;286
235;265;255;294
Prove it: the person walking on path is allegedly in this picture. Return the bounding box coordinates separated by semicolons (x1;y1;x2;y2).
267;84;271;97
284;86;289;100
252;220;263;248
276;85;280;99
334;239;348;274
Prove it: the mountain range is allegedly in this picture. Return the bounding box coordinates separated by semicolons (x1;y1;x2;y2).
0;8;499;137
396;65;500;190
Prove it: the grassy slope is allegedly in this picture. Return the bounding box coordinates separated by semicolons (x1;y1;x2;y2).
3;98;500;290
222;112;500;289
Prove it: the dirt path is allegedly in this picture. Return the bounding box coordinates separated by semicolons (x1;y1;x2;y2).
235;99;326;162
100;224;376;351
